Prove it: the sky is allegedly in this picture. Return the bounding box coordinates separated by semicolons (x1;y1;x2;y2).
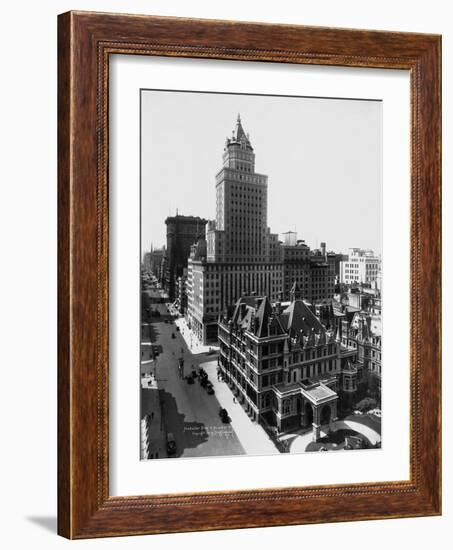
141;89;382;255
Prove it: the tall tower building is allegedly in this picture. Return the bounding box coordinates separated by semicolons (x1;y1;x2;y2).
186;115;333;344
187;115;283;343
207;115;270;263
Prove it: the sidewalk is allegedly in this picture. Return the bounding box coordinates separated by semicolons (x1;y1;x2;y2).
174;317;219;356
141;373;167;459
203;362;280;456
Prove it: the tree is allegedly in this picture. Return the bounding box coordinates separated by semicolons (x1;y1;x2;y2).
355;397;377;412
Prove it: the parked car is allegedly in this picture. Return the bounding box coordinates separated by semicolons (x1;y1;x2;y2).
219;408;230;423
205;381;214;394
166;433;176;456
171;333;176;339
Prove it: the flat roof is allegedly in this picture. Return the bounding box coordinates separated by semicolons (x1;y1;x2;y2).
301;383;338;405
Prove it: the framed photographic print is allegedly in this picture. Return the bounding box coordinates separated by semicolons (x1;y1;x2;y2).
58;11;441;538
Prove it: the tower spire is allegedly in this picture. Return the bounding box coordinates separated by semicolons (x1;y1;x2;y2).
234;113;250;145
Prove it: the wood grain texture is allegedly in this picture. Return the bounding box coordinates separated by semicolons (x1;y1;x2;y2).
57;11;442;539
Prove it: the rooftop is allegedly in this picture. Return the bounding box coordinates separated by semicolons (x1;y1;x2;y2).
165;214;208;224
301;383;338;405
224;295;337;347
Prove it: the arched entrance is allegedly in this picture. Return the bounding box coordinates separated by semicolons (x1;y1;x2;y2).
304;402;313;427
320;404;331;425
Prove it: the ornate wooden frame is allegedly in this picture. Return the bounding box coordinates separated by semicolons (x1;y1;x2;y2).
58;11;441;539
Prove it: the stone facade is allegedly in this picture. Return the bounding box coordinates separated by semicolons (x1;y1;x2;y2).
340;311;382;397
206;114;280;264
217;294;360;440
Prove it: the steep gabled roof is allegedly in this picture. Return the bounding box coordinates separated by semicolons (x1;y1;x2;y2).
254;296;272;337
279;299;324;337
254;296;285;338
231;296;260;329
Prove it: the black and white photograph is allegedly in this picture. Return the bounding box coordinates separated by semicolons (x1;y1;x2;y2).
1;0;447;546
140;90;383;460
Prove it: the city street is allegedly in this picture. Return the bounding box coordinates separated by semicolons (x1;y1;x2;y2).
141;285;245;458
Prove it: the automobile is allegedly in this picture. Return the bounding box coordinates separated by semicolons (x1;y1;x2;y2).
166;433;176;456
198;367;207;379
185;375;194;384
205;382;214;395
219;408;230;423
353;410;363;415
164;319;169;324
171;333;176;339
175;326;180;331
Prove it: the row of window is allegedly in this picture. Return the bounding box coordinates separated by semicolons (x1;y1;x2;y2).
288;359;337;383
232;163;253;172
223;171;265;183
